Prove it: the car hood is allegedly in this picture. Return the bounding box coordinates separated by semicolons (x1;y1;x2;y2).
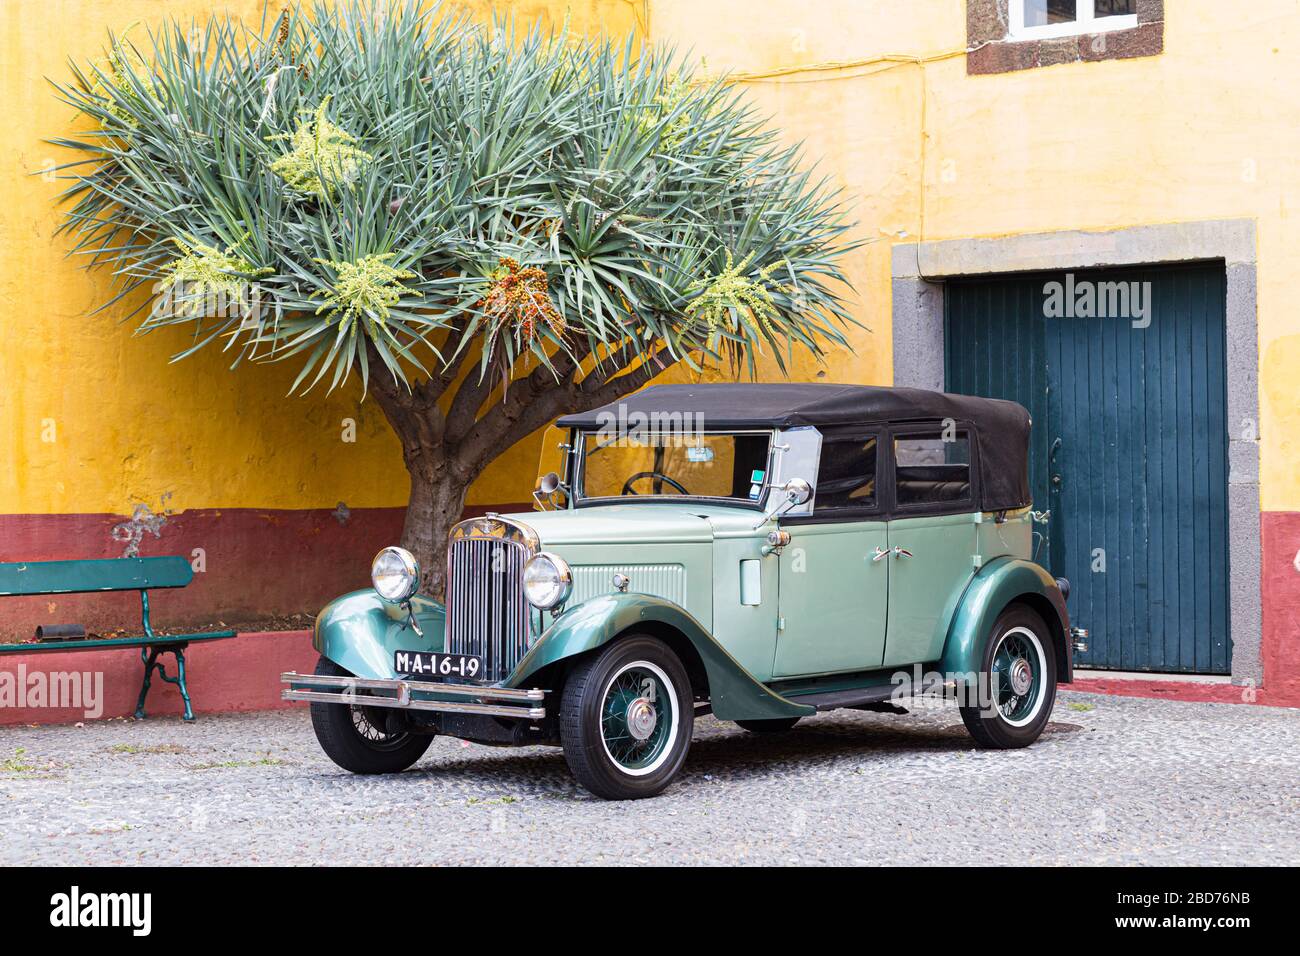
495;502;762;546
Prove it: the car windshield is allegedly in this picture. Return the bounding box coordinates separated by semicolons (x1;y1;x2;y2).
576;431;772;503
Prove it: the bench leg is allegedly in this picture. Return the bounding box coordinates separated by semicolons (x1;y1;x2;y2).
134;645;195;722
134;648;160;719
170;647;194;722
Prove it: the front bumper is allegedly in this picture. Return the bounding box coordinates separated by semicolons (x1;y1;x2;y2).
281;672;546;720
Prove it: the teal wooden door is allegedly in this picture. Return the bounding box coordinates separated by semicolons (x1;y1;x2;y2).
945;264;1230;674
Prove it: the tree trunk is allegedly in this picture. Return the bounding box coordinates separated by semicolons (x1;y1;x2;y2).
366;362;472;602
366;346;669;603
399;454;468;600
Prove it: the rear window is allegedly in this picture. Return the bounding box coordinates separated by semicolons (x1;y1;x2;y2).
894;432;972;507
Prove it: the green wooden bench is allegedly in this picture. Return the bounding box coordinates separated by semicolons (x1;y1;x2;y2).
0;557;236;721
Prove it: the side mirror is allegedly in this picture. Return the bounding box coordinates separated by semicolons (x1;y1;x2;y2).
753;477;814;529
781;477;813;505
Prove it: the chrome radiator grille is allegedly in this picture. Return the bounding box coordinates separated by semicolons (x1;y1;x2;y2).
445;522;533;683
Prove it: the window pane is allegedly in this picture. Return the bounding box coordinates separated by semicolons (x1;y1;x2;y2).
815;435;878;511
894;434;972;507
1023;0;1077;27
579;432;770;501
1094;0;1135;16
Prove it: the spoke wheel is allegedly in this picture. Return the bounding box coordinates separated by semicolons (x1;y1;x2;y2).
960;605;1057;749
350;704;414;752
560;635;694;800
308;657;433;774
599;662;677;775
990;627;1045;727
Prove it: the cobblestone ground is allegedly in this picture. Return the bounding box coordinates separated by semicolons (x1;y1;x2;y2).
2;690;1296;866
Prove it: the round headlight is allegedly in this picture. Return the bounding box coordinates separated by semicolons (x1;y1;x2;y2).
371;546;420;603
523;552;572;610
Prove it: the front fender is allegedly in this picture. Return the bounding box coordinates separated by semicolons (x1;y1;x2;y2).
938;557;1072;682
313;589;446;680
507;593;812;722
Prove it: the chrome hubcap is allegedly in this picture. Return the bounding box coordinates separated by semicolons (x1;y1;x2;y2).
625;697;658;741
1009;657;1034;696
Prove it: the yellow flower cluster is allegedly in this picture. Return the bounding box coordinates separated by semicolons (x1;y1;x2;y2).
268;98;372;198
93;44;162;126
684;250;784;337
637;77;691;150
312;253;421;331
159;235;271;317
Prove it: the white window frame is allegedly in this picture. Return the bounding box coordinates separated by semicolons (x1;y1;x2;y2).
1009;1;1138;40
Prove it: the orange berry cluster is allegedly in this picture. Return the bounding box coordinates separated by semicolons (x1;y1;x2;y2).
481;257;565;342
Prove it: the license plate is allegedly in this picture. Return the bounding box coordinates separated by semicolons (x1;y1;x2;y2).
394;650;484;680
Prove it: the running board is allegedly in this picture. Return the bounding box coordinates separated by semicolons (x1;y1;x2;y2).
784;685;899;712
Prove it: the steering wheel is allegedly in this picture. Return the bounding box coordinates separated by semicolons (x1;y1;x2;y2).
621;471;690;496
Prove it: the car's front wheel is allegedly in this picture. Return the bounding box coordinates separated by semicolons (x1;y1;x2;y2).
959;604;1057;749
309;656;433;774
559;635;694;800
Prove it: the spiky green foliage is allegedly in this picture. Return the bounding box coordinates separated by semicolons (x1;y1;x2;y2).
48;0;858;398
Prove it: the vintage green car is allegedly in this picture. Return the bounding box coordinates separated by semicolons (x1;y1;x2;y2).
284;384;1082;799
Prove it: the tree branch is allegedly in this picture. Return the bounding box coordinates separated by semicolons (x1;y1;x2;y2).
462;346;679;475
454;349;582;474
417;322;474;403
576;347;672;407
366;350;448;464
443;339;501;443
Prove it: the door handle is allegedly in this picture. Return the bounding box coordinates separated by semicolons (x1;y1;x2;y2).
874;546;912;562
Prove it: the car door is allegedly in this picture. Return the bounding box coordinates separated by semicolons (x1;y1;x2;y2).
882;425;981;668
772;429;889;677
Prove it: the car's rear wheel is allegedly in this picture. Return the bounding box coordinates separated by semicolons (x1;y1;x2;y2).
309;656;433;774
559;635;694;800
735;717;801;734
959;605;1057;749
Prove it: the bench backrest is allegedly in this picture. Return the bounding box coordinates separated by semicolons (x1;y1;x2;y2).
0;557;194;597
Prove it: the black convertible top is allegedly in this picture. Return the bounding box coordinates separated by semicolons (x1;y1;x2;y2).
558;383;1032;512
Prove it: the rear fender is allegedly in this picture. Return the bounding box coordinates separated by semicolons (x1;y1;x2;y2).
508;593;812;721
939;557;1072;683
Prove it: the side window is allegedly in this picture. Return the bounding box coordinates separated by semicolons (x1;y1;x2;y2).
894;431;972;509
813;432;878;513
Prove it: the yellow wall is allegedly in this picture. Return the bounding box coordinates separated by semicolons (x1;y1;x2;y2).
4;0;1297;522
0;0;638;519
650;0;1299;511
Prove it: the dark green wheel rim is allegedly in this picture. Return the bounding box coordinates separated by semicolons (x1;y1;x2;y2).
600;664;676;774
990;627;1044;725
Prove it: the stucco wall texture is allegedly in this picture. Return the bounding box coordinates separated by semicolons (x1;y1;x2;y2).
1;1;1296;695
